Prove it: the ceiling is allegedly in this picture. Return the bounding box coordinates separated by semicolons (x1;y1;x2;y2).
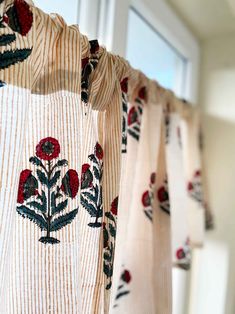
166;0;235;40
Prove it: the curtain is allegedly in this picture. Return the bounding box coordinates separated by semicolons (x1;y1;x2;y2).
0;1;213;313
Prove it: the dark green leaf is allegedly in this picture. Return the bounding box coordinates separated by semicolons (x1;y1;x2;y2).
138;105;143;114
37;190;47;211
0;48;32;70
93;165;100;181
115;291;130;300
160;205;170;215
80;195;97;216
82;191;97;203
50;207;78;232
52;199;68;216
144;209;153;221
109;223;116;238
56;159;68;167
0;80;6;88
36;169;49;186
133;125;140;132
0;34;16;46
49;170;60;189
51;191;56;213
122;101;128;112
117;284;124;290
29;156;44;167
16;205;47;230
39;236;60;244
103;226;109;242
103;262;112;277
88;222;102;228
106;282;112;290
104;251;112;262
88;154;98;165
27;200;46;213
105;211;115;222
128;129;139;141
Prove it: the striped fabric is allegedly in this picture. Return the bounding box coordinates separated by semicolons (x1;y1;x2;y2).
0;1;213;313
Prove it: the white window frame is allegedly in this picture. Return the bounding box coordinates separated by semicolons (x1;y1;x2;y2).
79;0;200;103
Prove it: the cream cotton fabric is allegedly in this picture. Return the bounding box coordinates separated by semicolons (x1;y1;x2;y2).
0;1;212;313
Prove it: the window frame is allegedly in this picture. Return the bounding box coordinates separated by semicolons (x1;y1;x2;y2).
97;0;200;103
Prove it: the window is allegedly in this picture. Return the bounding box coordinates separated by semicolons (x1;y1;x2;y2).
98;0;200;103
33;0;80;24
126;8;187;97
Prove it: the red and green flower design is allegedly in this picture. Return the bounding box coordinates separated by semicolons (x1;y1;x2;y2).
127;86;145;141
16;137;79;244
80;142;103;228
4;0;33;36
61;169;79;199
187;170;203;204
0;0;33;71
113;269;132;308
121;77;128;153
103;196;118;290
142;172;156;221
17;169;38;204
81;40;99;104
157;178;170;215
175;237;191;270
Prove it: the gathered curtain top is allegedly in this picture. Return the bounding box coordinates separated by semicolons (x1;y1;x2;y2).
0;0;197;119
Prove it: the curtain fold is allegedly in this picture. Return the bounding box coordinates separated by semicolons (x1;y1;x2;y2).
0;1;213;313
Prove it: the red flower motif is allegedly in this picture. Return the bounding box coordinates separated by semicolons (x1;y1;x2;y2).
2;15;9;24
150;172;156;184
95;142;103;160
121;77;128;93
6;0;33;36
17;169;38;203
176;248;186;260
110;197;118;215
121;270;131;283
187;182;193;191
138;86;146;100
142;191;151;207
61;169;79;198
81;163;93;189
36;137;60;161
128;107;138;126
195;170;201;177
82;57;89;69
82;163;90;174
157;186;168;203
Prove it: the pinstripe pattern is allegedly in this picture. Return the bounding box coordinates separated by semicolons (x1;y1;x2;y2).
0;1;210;313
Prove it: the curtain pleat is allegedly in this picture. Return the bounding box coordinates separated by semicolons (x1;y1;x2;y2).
0;1;212;313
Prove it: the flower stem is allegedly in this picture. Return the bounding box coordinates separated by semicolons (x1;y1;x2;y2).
46;160;52;237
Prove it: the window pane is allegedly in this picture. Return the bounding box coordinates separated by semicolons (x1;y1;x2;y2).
34;0;80;25
126;8;187;96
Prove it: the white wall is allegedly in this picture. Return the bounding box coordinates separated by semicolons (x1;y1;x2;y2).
189;34;235;314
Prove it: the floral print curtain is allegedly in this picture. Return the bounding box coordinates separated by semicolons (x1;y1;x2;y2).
0;1;213;313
